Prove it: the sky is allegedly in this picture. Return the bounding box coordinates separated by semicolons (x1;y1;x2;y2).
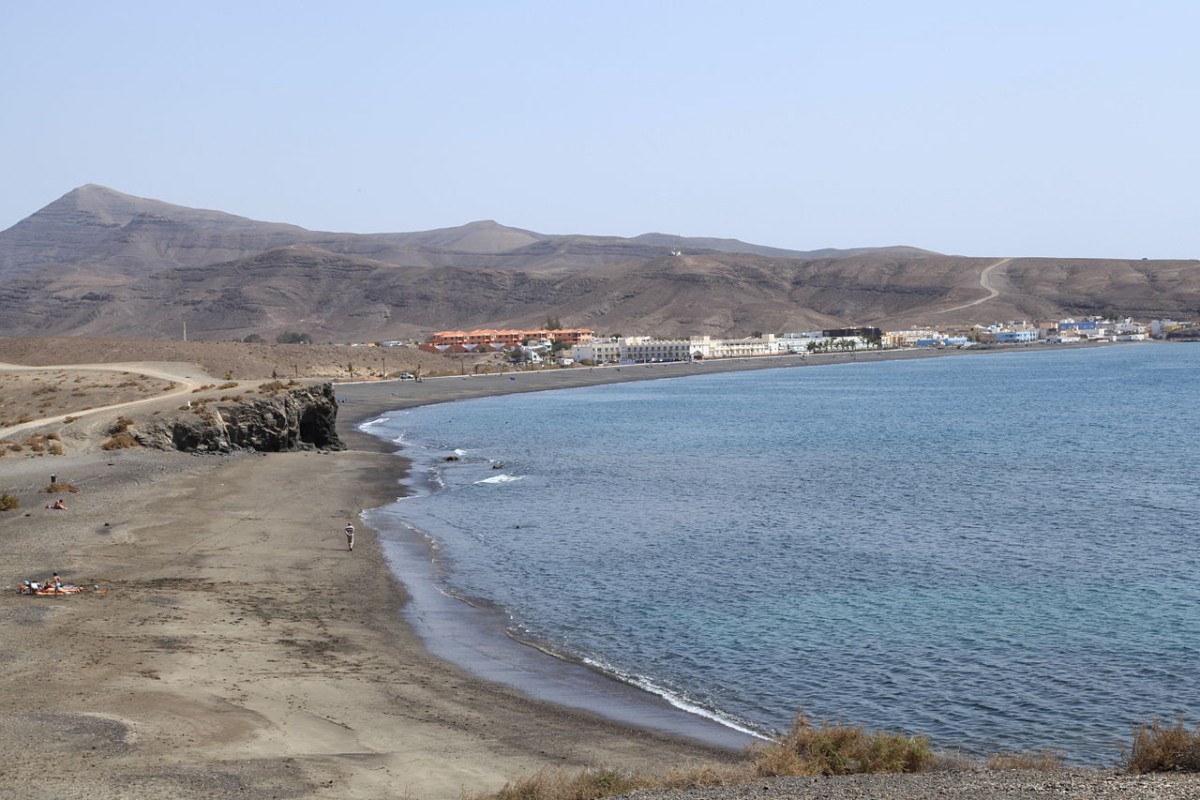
3;1;1198;258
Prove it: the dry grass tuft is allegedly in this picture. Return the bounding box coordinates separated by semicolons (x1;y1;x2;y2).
469;762;753;800
0;492;19;511
986;751;1063;771
1124;717;1200;773
100;432;139;451
479;767;637;800
751;714;933;777
41;481;80;494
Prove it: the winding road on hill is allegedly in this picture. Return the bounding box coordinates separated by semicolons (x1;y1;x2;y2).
927;257;1012;316
0;361;211;440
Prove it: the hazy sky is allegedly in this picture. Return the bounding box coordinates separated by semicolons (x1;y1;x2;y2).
3;1;1197;258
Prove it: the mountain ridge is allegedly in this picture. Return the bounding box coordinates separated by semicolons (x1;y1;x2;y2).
0;185;1197;343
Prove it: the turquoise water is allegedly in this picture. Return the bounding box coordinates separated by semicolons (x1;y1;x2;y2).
364;344;1200;763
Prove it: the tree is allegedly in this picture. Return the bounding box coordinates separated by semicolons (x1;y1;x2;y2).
545;315;564;331
276;331;312;344
751;331;763;339
242;333;265;343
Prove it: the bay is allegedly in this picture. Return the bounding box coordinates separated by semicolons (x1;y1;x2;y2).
364;344;1200;764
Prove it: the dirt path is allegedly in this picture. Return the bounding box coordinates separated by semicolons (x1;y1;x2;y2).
0;361;213;440
927;257;1012;316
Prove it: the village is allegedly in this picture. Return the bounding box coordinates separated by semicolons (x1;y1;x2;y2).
402;317;1195;367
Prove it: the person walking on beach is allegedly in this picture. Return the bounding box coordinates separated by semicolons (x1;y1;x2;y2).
344;523;355;551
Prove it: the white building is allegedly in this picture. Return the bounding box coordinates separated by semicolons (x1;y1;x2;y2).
574;334;781;363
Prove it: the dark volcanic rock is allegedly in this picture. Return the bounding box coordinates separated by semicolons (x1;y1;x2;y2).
137;383;342;453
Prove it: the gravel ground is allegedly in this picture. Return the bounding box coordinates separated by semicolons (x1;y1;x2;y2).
620;770;1200;800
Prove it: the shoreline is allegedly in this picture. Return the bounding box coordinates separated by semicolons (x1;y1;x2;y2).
327;345;1057;752
0;365;745;798
332;340;1175;767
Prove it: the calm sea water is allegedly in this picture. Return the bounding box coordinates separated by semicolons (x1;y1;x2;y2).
363;344;1200;764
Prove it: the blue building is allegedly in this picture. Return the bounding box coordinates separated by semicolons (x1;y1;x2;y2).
994;329;1038;343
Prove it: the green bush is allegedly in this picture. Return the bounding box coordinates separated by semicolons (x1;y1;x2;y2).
276;331;312;344
1124;717;1200;773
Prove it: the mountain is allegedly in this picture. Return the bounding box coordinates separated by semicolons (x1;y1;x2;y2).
0;185;1197;343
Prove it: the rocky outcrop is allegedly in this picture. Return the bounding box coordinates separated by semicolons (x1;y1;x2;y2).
137;383;342;453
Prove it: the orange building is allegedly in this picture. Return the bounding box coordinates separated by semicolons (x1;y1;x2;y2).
427;328;594;347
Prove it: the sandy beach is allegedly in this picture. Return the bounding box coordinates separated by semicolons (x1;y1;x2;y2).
5;357;841;798
5;344;1196;800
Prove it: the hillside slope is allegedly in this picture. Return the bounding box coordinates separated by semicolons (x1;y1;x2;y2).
1;185;1197;341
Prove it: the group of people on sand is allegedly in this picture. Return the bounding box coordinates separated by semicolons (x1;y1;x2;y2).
18;571;79;595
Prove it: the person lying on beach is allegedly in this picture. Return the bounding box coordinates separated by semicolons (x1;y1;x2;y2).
46;499;66;510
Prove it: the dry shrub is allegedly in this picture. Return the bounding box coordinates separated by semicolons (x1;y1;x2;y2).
109;416;134;434
100;433;139;451
47;441;64;456
42;481;80;494
482;768;636;800
217;381;238;390
927;749;980;772
751;714;933;777
0;492;19;511
1124;717;1200;773
655;761;755;789
259;380;287;393
62;416;77;424
470;762;751;800
986;751;1063;771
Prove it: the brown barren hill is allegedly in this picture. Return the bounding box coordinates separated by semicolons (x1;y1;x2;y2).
2;186;1199;345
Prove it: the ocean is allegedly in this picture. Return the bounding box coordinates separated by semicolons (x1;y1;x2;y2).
361;343;1200;764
